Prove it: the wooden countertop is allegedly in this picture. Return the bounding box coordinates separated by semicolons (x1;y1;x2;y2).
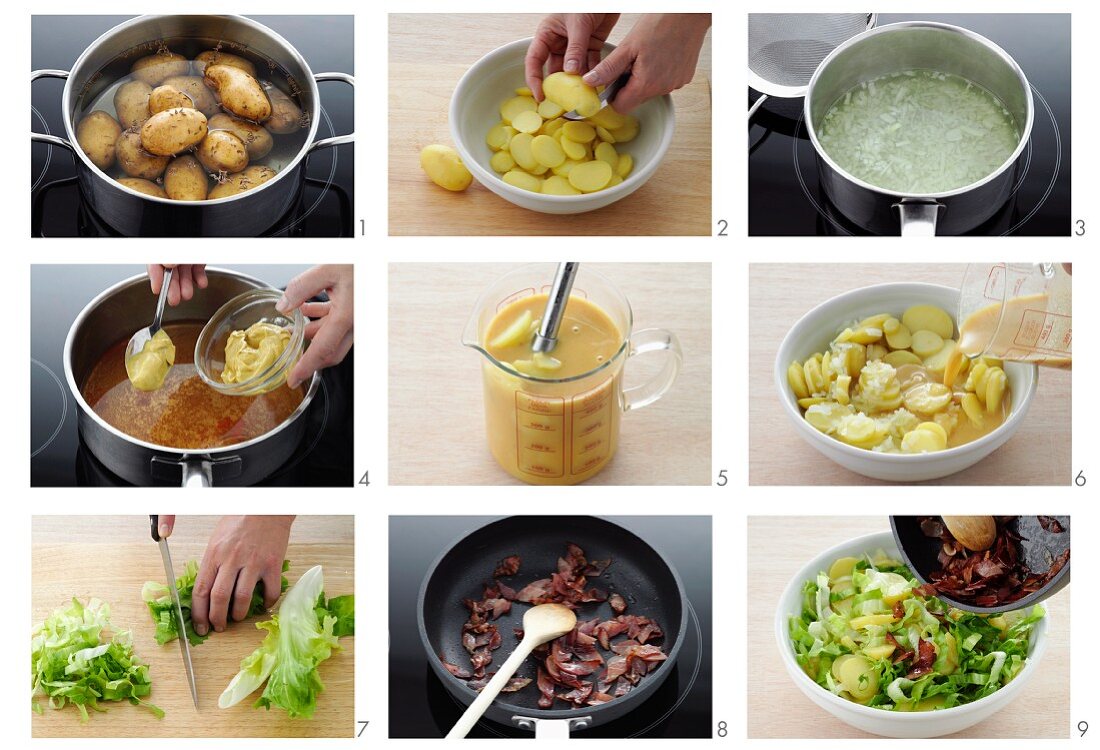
388;262;711;485
747;516;1069;739
749;264;1072;485
388;13;711;235
31;516;354;738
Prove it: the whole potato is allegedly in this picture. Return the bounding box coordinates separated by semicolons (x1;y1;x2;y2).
130;51;189;86
148;85;193;115
196;130;249;174
117;177;168;198
140;108;208;156
113;80;152;128
208;165;277;199
161;76;220;116
208;113;273;159
164;155;209;201
115;131;169;179
194;49;256;77
264;85;304;133
203;64;271;122
76;111;122;171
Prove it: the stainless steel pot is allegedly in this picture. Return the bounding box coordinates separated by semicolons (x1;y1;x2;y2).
805;22;1033;236
64;268;320;487
31;15;354;237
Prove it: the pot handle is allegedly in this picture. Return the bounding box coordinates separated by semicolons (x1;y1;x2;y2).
512;715;591;737
150;454;243;487
308;72;355;153
894;200;942;237
31;69;74;152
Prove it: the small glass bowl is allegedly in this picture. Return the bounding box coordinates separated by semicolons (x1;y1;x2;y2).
194;288;305;396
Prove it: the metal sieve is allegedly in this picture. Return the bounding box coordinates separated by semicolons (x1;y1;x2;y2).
749;13;875;119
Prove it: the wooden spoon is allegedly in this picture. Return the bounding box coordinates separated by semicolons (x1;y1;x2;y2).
942;515;997;552
445;603;577;739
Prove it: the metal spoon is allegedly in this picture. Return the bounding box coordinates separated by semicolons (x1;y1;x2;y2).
446;603;577;739
562;71;631;121
532;262;578;354
125;266;174;364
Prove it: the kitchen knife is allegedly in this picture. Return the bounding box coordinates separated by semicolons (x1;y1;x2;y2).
150;515;199;708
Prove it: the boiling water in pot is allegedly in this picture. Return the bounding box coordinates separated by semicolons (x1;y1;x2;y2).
74;38;310;194
82;322;304;449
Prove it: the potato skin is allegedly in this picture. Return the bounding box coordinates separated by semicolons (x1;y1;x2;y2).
76;111;122;171
140;108;208;156
115;131;170;179
203;64;271;122
148;85;192;115
113;80;152;128
264;85;304;133
208;165;277;199
194;49;256;77
208;113;273;159
130;52;190;86
164;155;209;201
117;177;168;198
196;130;249;174
161;76;220;116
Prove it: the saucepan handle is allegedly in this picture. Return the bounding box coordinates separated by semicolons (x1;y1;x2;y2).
894;200;943;237
150;454;243;487
308;72;355;153
512;715;592;738
31;69;74;151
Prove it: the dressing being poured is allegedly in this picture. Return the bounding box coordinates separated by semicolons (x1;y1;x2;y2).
125;329;176;391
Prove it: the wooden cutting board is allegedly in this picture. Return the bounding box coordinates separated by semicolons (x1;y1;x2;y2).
389;13;712;236
31;516;354;738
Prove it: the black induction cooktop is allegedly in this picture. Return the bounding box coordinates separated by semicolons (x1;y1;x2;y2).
30;265;353;487
30;15;354;237
749;13;1071;236
388;516;712;739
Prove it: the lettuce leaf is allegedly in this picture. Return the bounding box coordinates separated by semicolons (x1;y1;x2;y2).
219;565;354;718
142;559;289;646
31;598;163;722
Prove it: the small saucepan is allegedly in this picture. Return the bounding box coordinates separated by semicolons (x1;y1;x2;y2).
805;22;1033;236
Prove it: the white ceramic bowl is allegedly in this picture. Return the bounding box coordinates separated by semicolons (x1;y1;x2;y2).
449;38;675;214
774;283;1038;482
775;531;1049;738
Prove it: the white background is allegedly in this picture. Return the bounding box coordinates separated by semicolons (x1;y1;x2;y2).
11;0;1093;748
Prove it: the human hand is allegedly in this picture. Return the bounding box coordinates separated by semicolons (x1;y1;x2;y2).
190;516;294;636
148;264;208;306
524;14;621;101
582;14;711;113
276;264;354;389
156;515;175;539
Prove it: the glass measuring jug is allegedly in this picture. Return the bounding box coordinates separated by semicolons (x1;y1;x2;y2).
956;262;1071;368
462;264;682;485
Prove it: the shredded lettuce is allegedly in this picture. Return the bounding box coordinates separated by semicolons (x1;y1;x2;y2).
142;559;289;646
789;551;1043;711
219;565;355;718
31;598;163;722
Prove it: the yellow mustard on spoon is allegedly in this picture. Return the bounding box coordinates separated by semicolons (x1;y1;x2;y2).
125;267;176;391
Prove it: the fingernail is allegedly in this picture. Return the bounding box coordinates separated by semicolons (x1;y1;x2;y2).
275;295;290;314
195;624;207;635
214;624;224;633
564;59;579;73
158;522;169;538
287;376;302;390
583;70;600;85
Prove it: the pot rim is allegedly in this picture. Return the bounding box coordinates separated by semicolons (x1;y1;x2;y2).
62;14;321;205
63;266;320;456
804;21;1035;200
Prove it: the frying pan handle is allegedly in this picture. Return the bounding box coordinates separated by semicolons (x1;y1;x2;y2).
623;328;682;413
894;200;943;237
308;72;355;154
31;69;74;152
512;716;592;738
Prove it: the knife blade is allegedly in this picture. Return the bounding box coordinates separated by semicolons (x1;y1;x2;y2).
150;515;199;708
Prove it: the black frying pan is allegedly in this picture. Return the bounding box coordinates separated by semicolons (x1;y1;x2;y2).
890;515;1070;614
417;516;687;737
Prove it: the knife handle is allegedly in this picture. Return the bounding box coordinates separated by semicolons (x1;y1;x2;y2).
150;514;160;541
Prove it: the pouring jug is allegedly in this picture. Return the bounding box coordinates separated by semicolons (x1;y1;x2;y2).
462;264;682;485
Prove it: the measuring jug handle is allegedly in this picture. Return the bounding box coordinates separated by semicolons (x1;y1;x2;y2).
622;328;682;412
